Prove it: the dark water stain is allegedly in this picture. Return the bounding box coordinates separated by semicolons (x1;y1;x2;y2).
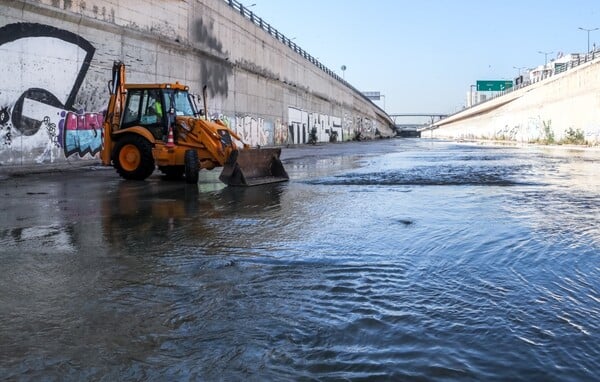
192;18;231;96
194;18;224;52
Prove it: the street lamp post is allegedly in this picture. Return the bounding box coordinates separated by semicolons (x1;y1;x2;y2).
538;50;553;66
513;66;527;87
578;27;598;52
513;66;526;76
241;3;256;18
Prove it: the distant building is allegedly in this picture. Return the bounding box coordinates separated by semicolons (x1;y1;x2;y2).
529;53;580;83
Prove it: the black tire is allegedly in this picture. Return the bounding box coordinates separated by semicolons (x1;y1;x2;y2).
184;149;199;184
159;165;185;180
112;135;155;180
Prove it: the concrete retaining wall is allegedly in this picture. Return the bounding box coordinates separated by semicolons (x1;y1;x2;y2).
0;0;393;166
430;58;600;145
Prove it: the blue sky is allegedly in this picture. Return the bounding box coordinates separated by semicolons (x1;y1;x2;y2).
246;0;600;115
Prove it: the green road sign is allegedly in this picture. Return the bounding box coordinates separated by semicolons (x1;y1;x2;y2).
476;80;513;92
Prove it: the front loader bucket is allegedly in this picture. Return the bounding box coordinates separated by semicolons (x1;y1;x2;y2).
219;148;289;186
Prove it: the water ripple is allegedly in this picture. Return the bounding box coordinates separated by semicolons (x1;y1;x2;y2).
2;141;600;380
307;164;534;186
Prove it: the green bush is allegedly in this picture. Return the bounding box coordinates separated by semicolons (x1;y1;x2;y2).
561;127;587;145
542;120;555;144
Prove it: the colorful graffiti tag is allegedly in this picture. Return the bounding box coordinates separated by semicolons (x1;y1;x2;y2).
235;115;270;147
0;22;102;162
0;21;385;165
273;118;288;145
288;107;344;144
62;111;104;157
208;113;288;146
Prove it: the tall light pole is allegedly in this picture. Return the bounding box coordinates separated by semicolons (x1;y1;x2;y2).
341;65;346;80
538;50;553;66
513;66;526;76
578;27;598;52
241;3;256;15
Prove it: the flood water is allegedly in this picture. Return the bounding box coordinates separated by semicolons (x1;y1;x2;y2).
1;139;599;381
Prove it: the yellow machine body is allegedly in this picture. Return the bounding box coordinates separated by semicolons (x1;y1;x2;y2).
100;62;288;186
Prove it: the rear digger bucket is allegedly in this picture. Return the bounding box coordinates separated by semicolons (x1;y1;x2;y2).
219;148;289;186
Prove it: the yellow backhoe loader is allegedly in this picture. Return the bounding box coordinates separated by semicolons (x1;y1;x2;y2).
100;61;288;186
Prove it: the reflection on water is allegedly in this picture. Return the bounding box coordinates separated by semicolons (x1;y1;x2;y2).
1;140;599;380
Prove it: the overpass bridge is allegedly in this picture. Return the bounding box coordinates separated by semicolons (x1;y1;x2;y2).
388;113;448;136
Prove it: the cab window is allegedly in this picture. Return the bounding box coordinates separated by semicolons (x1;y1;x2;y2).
122;89;165;130
140;89;163;125
122;90;141;125
164;90;196;116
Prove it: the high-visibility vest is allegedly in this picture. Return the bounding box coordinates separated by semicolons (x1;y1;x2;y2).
155;101;163;117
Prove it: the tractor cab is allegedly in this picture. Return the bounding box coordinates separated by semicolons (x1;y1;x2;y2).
120;85;197;140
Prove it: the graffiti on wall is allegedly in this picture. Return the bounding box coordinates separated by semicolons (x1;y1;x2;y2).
288;107;343;144
488;117;554;142
209;112;232;128
492;117;591;143
62;111;104;157
273;119;288;145
310;112;342;142
354;115;375;138
234;115;270;147
343;112;354;140
206;112;288;147
0;22;102;162
187;105;376;147
494;124;521;141
288;106;306;145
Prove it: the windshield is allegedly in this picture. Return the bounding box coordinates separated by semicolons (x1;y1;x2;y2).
164;90;196;117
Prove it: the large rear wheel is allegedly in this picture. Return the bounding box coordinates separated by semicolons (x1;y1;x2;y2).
184;149;199;184
113;135;155;180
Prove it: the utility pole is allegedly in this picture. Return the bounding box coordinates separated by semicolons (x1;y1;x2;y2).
538;50;553;66
513;66;526;76
578;27;598;52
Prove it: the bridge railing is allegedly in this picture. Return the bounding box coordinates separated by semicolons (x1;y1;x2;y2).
223;0;388;117
451;49;600;122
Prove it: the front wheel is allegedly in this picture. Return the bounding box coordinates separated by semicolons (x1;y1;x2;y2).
113;135;155;180
184;149;199;184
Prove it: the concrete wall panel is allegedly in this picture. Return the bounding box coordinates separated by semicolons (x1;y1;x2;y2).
0;0;392;166
432;59;600;145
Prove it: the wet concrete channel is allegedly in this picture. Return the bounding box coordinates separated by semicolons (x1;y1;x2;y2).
1;139;599;380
